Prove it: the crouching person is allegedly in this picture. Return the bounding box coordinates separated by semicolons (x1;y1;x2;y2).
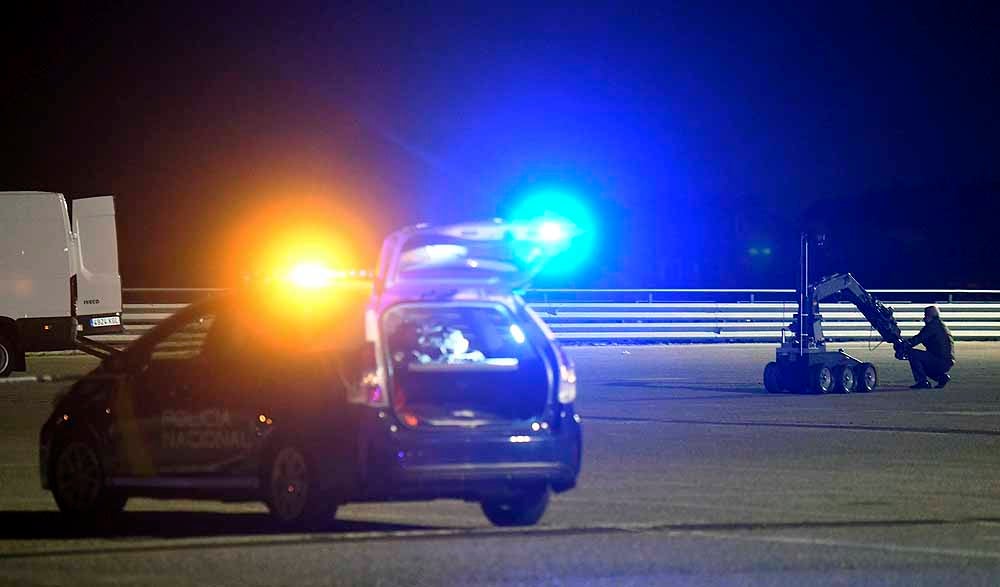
904;305;955;389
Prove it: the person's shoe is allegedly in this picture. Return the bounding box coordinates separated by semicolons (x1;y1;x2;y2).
934;374;951;389
910;380;932;389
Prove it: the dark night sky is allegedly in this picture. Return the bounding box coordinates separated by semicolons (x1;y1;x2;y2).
2;1;998;288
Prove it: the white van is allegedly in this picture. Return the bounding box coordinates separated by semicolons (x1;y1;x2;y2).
0;191;123;376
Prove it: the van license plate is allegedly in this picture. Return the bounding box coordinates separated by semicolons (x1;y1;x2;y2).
90;316;121;328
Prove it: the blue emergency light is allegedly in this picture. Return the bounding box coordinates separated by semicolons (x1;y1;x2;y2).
507;187;596;274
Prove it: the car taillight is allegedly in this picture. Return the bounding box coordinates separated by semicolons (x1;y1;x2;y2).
557;347;577;404
362;369;387;406
349;341;388;407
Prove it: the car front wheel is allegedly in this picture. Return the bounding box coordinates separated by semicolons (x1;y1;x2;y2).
51;438;126;518
481;487;550;527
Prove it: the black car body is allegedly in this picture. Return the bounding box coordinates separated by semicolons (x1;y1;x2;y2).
40;220;582;527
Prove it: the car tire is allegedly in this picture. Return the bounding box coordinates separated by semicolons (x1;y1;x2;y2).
855;362;877;393
833;365;855;393
763;362;783;393
50;437;126;518
265;444;337;531
0;335;13;378
481;487;550;527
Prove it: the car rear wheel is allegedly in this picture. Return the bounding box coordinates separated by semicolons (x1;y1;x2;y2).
0;335;13;377
266;445;337;531
51;438;126;518
481;487;550;527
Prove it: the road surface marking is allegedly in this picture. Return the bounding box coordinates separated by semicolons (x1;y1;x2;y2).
690;529;1000;561
0;374;80;385
5;517;999;560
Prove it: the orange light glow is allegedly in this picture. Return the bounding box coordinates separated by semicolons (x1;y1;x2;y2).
258;228;353;289
207;190;376;357
286;261;340;288
213;185;381;288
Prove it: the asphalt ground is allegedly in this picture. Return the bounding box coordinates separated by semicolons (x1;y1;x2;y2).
1;343;999;585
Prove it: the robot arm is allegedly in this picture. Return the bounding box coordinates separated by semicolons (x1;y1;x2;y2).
810;273;905;353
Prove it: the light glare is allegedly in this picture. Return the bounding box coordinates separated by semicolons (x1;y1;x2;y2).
287;262;338;288
509;323;527;344
538;221;567;242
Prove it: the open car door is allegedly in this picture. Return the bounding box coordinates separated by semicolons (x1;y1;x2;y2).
71;196;123;329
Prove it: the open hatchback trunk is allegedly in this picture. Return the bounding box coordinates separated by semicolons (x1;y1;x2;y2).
376;219;576;291
371;219;575;428
382;303;550;428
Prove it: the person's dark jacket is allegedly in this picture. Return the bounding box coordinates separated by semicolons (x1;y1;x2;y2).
909;318;955;361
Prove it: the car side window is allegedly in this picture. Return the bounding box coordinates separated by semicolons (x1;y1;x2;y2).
149;311;217;362
199;308;255;368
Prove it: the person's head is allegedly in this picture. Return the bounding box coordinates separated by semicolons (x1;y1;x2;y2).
923;305;941;324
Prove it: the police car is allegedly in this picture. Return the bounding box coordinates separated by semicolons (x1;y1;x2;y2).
40;220;582;528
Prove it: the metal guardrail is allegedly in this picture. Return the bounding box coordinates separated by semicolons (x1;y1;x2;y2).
85;288;1000;346
528;302;1000;342
518;289;1000;341
527;288;1000;304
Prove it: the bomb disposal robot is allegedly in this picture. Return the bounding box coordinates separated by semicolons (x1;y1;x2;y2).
763;233;909;394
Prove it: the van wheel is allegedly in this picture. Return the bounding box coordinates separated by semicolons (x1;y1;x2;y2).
265;445;337;531
481;488;550;527
51;438;126;518
0;335;13;377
